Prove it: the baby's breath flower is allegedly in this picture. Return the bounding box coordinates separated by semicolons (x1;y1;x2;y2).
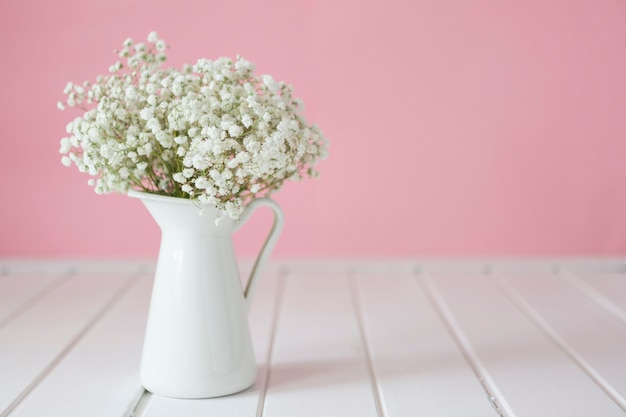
109;61;123;73
58;31;328;220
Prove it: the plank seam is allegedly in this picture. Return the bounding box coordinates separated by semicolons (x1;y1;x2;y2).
255;267;289;417
0;273;73;330
560;269;626;325
1;273;142;417
417;272;515;417
490;272;626;413
348;271;386;417
126;390;152;417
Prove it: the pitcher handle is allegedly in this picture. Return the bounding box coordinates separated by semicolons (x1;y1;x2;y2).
235;198;284;312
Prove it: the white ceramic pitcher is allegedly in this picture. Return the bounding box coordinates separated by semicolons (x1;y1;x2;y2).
128;190;284;399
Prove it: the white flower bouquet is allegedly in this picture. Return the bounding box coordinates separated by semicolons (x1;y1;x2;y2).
59;32;327;221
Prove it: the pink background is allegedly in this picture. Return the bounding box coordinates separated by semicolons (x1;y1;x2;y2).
2;1;626;259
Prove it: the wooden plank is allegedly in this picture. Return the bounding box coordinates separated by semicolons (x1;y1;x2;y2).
0;273;67;327
496;272;626;411
138;270;282;417
261;272;378;417
0;273;134;417
9;273;152;417
425;272;625;417
354;272;496;416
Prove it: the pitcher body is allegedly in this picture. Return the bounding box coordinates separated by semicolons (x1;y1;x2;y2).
129;190;283;398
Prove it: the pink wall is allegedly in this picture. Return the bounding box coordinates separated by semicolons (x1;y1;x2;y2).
2;0;626;259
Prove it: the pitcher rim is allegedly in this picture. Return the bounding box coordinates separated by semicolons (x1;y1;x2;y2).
127;189;201;206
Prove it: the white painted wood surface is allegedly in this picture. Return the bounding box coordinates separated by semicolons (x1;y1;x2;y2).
0;260;625;417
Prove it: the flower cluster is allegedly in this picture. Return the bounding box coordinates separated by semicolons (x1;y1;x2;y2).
59;31;327;220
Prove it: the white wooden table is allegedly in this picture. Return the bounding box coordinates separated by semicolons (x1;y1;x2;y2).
1;259;625;417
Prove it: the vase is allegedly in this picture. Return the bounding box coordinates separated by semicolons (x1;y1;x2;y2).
128;190;284;399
